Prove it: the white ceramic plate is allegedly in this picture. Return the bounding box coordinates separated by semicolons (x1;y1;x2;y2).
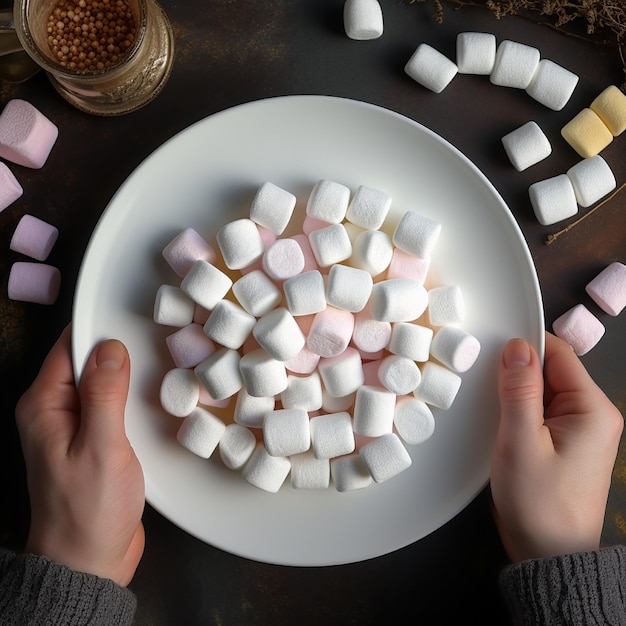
72;95;544;566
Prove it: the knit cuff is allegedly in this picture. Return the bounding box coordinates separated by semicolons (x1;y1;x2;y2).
0;548;136;626
499;545;626;626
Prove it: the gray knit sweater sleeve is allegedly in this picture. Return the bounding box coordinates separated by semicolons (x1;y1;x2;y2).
0;548;136;625
499;545;626;625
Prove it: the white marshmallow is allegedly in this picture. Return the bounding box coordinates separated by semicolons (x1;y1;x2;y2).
343;0;383;41
456;32;496;75
566;155;616;208
154;284;195;327
377;354;421;395
308;223;353;267
162;228;216;277
280;372;323;412
326;264;373;312
430;326;481;373
307;306;355;357
331;455;372;491
352;308;392;353
360;433;412;483
159;368;200;417
216;218;264;270
317;347;364;398
350;229;393;277
414;362;461;410
243;444;291;493
392;210;441;259
393;397;435;445
585;262;626;316
166;323;216;369
369;279;428;322
345;185;392;229
386;249;430;283
253;307;305;361
284;345;321;375
0;162;23;212
249;181;296;235
203;300;256;349
239;349;288;397
310;412;355;460
9;214;58;261
353;384;396;437
180;260;233;310
218;423;257;470
262;238;305;281
501;121;552;171
404;43;458;94
427;285;465;326
283;270;327;316
529;174;578;226
552;303;605;356
322;390;355;413
388;322;432;362
290;451;330;490
176;407;226;458
490;40;540;89
233;387;275;428
306;180;350;224
526;59;579;111
289;233;318;272
194;348;243;401
232;270;282;317
263;408;311;457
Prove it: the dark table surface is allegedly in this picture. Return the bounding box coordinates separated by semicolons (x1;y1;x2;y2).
1;1;625;624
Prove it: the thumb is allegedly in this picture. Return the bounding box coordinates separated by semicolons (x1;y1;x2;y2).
76;339;131;451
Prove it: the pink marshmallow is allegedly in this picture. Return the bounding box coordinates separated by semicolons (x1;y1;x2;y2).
10;214;59;261
386;248;431;283
257;224;278;248
307;306;355;358
302;214;331;235
0;99;58;168
8;262;61;305
362;359;382;386
552;304;605;356
0;162;23;212
585;262;626;316
162;228;216;277
166;323;216;369
284;344;321;375
289;233;318;272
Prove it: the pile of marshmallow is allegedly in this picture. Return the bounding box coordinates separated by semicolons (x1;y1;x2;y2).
154;180;481;492
0;99;61;305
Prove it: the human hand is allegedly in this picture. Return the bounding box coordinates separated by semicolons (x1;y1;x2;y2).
491;332;623;563
15;325;145;586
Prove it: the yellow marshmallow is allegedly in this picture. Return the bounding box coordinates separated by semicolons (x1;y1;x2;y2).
590;85;626;136
561;108;613;158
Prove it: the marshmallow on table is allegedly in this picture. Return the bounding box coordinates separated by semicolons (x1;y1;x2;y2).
378;355;421;395
166;323;216;369
253;307;305;361
325;264;373;312
249;181;296;235
263;408;311;457
0;99;58;168
528;174;578;226
232;269;282;317
430;326;481;373
404;43;458;94
194;348;242;401
310;412;355;459
331;455;372;492
308;223;352;267
243;444;291;493
343;0;383;41
394;397;435;445
585;262;626;316
180;259;232;310
501;121;552;171
154;284;196;326
216;218;264;270
388;322;432;362
353;384;396;437
526;59;579;111
283;270;327;316
352;308;391;353
307;306;355;358
386;248;430;283
317;347;364;398
176;407;226;458
490;40;540;89
233;387;275;428
0;162;23;212
414;361;461;410
456;32;496;75
219;423;257;470
392;210;441;259
590;85;626;136
561;109;613;158
370;279;428;323
360;433;412;483
239;349;288;397
290;451;330;490
552;303;605;356
10;214;58;261
159;368;200;417
566;155;616;208
351;229;393;277
428;285;465;326
280;372;323;412
203;299;256;350
8;262;61;305
345;185;391;230
262;238;305;281
306;180;350;224
162;228;215;277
